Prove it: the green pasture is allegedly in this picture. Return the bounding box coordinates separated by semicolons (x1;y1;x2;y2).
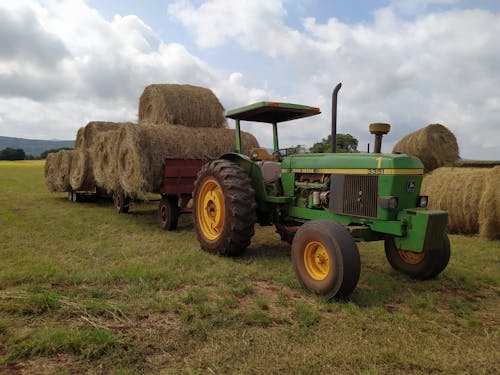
0;161;498;374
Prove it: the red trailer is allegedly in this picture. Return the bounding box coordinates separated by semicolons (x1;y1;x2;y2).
157;159;205;230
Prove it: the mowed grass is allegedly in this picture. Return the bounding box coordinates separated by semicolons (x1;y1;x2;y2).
0;160;498;374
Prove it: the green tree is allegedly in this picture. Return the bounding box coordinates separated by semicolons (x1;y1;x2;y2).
309;134;358;153
0;147;26;160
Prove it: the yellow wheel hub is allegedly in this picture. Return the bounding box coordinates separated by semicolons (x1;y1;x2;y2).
398;250;425;265
304;241;331;280
197;178;225;240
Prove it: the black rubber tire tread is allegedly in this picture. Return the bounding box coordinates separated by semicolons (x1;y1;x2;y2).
291;220;361;300
193;159;256;257
158;195;179;231
384;233;450;280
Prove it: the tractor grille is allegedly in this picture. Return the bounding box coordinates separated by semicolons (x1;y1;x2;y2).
342;175;378;218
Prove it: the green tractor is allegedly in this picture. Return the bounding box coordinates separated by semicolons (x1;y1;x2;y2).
192;83;450;299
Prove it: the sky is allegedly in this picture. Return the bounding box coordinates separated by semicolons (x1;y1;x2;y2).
0;0;499;159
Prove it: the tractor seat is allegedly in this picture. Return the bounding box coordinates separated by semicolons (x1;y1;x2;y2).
250;147;275;161
256;161;281;182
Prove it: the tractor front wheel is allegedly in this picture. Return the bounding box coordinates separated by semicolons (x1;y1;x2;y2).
384;233;450;280
291;220;361;300
158;196;179;231
193;159;256;256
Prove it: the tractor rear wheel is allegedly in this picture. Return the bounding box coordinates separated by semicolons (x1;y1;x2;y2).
158;195;179;231
193;159;256;256
113;191;130;214
384;233;450;280
291;220;361;300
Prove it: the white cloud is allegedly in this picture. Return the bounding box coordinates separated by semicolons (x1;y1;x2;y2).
169;1;500;159
0;0;265;141
0;0;498;160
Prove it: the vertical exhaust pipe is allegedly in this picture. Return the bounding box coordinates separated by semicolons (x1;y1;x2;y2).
331;83;342;153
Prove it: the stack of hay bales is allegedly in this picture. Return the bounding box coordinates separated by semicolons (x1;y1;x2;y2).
113;84;259;196
44;149;73;192
392;124;459;172
421;167;500;240
70;121;133;193
116;122;258;195
45;84;260;198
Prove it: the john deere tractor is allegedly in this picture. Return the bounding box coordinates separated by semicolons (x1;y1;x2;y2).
192;83;450;299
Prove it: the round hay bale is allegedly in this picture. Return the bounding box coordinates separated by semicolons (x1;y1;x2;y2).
74;127;85;150
421;167;499;238
138;84;227;128
393;124;459;172
91;122;135;193
479;166;500;240
116;122;259;196
70;150;94;191
44;152;58;192
44;150;73;192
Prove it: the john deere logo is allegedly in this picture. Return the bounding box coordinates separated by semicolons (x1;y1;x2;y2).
407;181;416;192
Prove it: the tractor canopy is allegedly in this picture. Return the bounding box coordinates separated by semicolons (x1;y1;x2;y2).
226;102;320;124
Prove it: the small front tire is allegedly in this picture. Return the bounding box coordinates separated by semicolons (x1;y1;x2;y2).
291;220;361;300
384;233;450;280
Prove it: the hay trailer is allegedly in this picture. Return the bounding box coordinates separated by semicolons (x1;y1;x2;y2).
113;159;205;227
156;159;205;230
192;83;451;300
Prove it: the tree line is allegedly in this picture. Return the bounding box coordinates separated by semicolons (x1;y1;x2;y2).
0;147;73;160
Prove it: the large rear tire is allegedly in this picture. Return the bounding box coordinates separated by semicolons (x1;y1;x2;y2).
384;233;450;280
158;196;179;231
193;159;256;256
291;220;361;300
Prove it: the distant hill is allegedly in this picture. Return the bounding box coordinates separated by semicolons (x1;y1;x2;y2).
0;136;74;157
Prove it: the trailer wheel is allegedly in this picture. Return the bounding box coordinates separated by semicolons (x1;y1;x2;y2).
193;159;256;256
113;191;130;214
158;196;179;231
384;233;450;280
292;220;360;300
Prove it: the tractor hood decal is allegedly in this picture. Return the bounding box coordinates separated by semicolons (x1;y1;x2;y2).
281;168;424;175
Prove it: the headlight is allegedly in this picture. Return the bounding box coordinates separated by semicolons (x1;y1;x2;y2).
418;195;428;208
378;196;398;209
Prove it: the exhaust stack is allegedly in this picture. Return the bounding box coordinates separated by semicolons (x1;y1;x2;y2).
331;83;342;153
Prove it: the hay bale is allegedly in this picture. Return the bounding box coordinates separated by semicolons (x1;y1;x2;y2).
421;167;500;239
44;152;58;192
71;121;134;192
69;150;94;191
138;84;227;128
116;122;259;196
479;167;500;240
393;124;459;172
91;122;134;193
44;150;73;192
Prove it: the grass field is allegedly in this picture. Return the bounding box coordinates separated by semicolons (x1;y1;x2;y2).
0;160;499;374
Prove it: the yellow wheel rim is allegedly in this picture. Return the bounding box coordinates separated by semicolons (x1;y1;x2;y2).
304;241;330;281
398;250;425;265
197;178;225;241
